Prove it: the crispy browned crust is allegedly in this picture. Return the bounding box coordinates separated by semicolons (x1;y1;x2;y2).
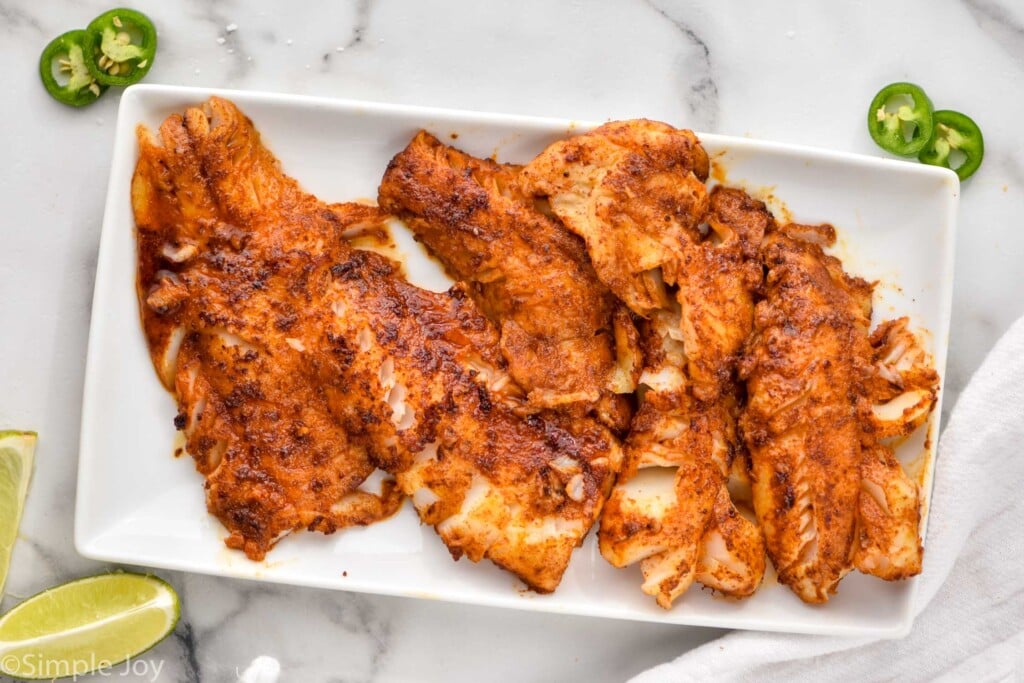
524;120;769;607
378;130;638;431
133;107;403;560
599;187;770;607
675;187;771;402
521;120;710;317
740;228;870;601
740;225;925;602
318;248;621;593
133;98;620;591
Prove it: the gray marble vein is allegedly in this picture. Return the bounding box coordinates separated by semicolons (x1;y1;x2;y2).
962;0;1024;66
343;0;373;51
642;0;719;130
172;621;202;683
0;2;43;33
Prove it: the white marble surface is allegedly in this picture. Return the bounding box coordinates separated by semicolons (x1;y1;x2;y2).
2;1;1022;681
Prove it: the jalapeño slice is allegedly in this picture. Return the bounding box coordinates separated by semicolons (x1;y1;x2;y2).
918;110;984;181
84;8;157;86
39;30;106;106
867;82;934;157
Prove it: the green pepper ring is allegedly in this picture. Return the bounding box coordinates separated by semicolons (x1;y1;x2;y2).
918;110;984;181
83;8;157;87
866;82;935;157
38;30;107;107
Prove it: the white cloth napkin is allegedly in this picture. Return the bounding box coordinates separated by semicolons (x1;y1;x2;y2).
633;315;1024;683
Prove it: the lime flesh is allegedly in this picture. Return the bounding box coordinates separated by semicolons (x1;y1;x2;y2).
0;430;36;600
0;573;179;680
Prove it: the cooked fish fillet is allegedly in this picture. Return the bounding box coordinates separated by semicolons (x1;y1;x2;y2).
867;318;941;439
134;97;621;591
378;131;639;431
855;318;938;579
522;120;766;606
521;120;710;317
673;187;768;402
134;111;403;560
740;224;929;602
600;188;769;607
740;225;867;601
854;443;924;579
599;310;735;606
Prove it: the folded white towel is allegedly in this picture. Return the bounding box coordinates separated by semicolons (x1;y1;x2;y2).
634;315;1024;682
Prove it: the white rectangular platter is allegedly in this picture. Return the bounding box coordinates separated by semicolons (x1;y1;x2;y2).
76;84;958;637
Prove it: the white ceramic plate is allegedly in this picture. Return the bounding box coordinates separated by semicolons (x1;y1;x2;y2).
76;84;958;637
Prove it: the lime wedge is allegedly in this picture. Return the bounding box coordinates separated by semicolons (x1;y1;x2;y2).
0;573;179;680
0;430;37;599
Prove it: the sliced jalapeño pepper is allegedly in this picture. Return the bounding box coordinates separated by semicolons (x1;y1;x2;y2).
867;82;934;157
39;30;106;107
84;8;157;87
918;110;984;181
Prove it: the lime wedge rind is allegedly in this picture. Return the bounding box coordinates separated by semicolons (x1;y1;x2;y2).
0;431;38;439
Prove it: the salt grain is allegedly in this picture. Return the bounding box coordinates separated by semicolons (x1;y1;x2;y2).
225;23;238;33
216;37;225;45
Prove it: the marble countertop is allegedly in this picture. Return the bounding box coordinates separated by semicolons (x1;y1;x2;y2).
3;1;1022;681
